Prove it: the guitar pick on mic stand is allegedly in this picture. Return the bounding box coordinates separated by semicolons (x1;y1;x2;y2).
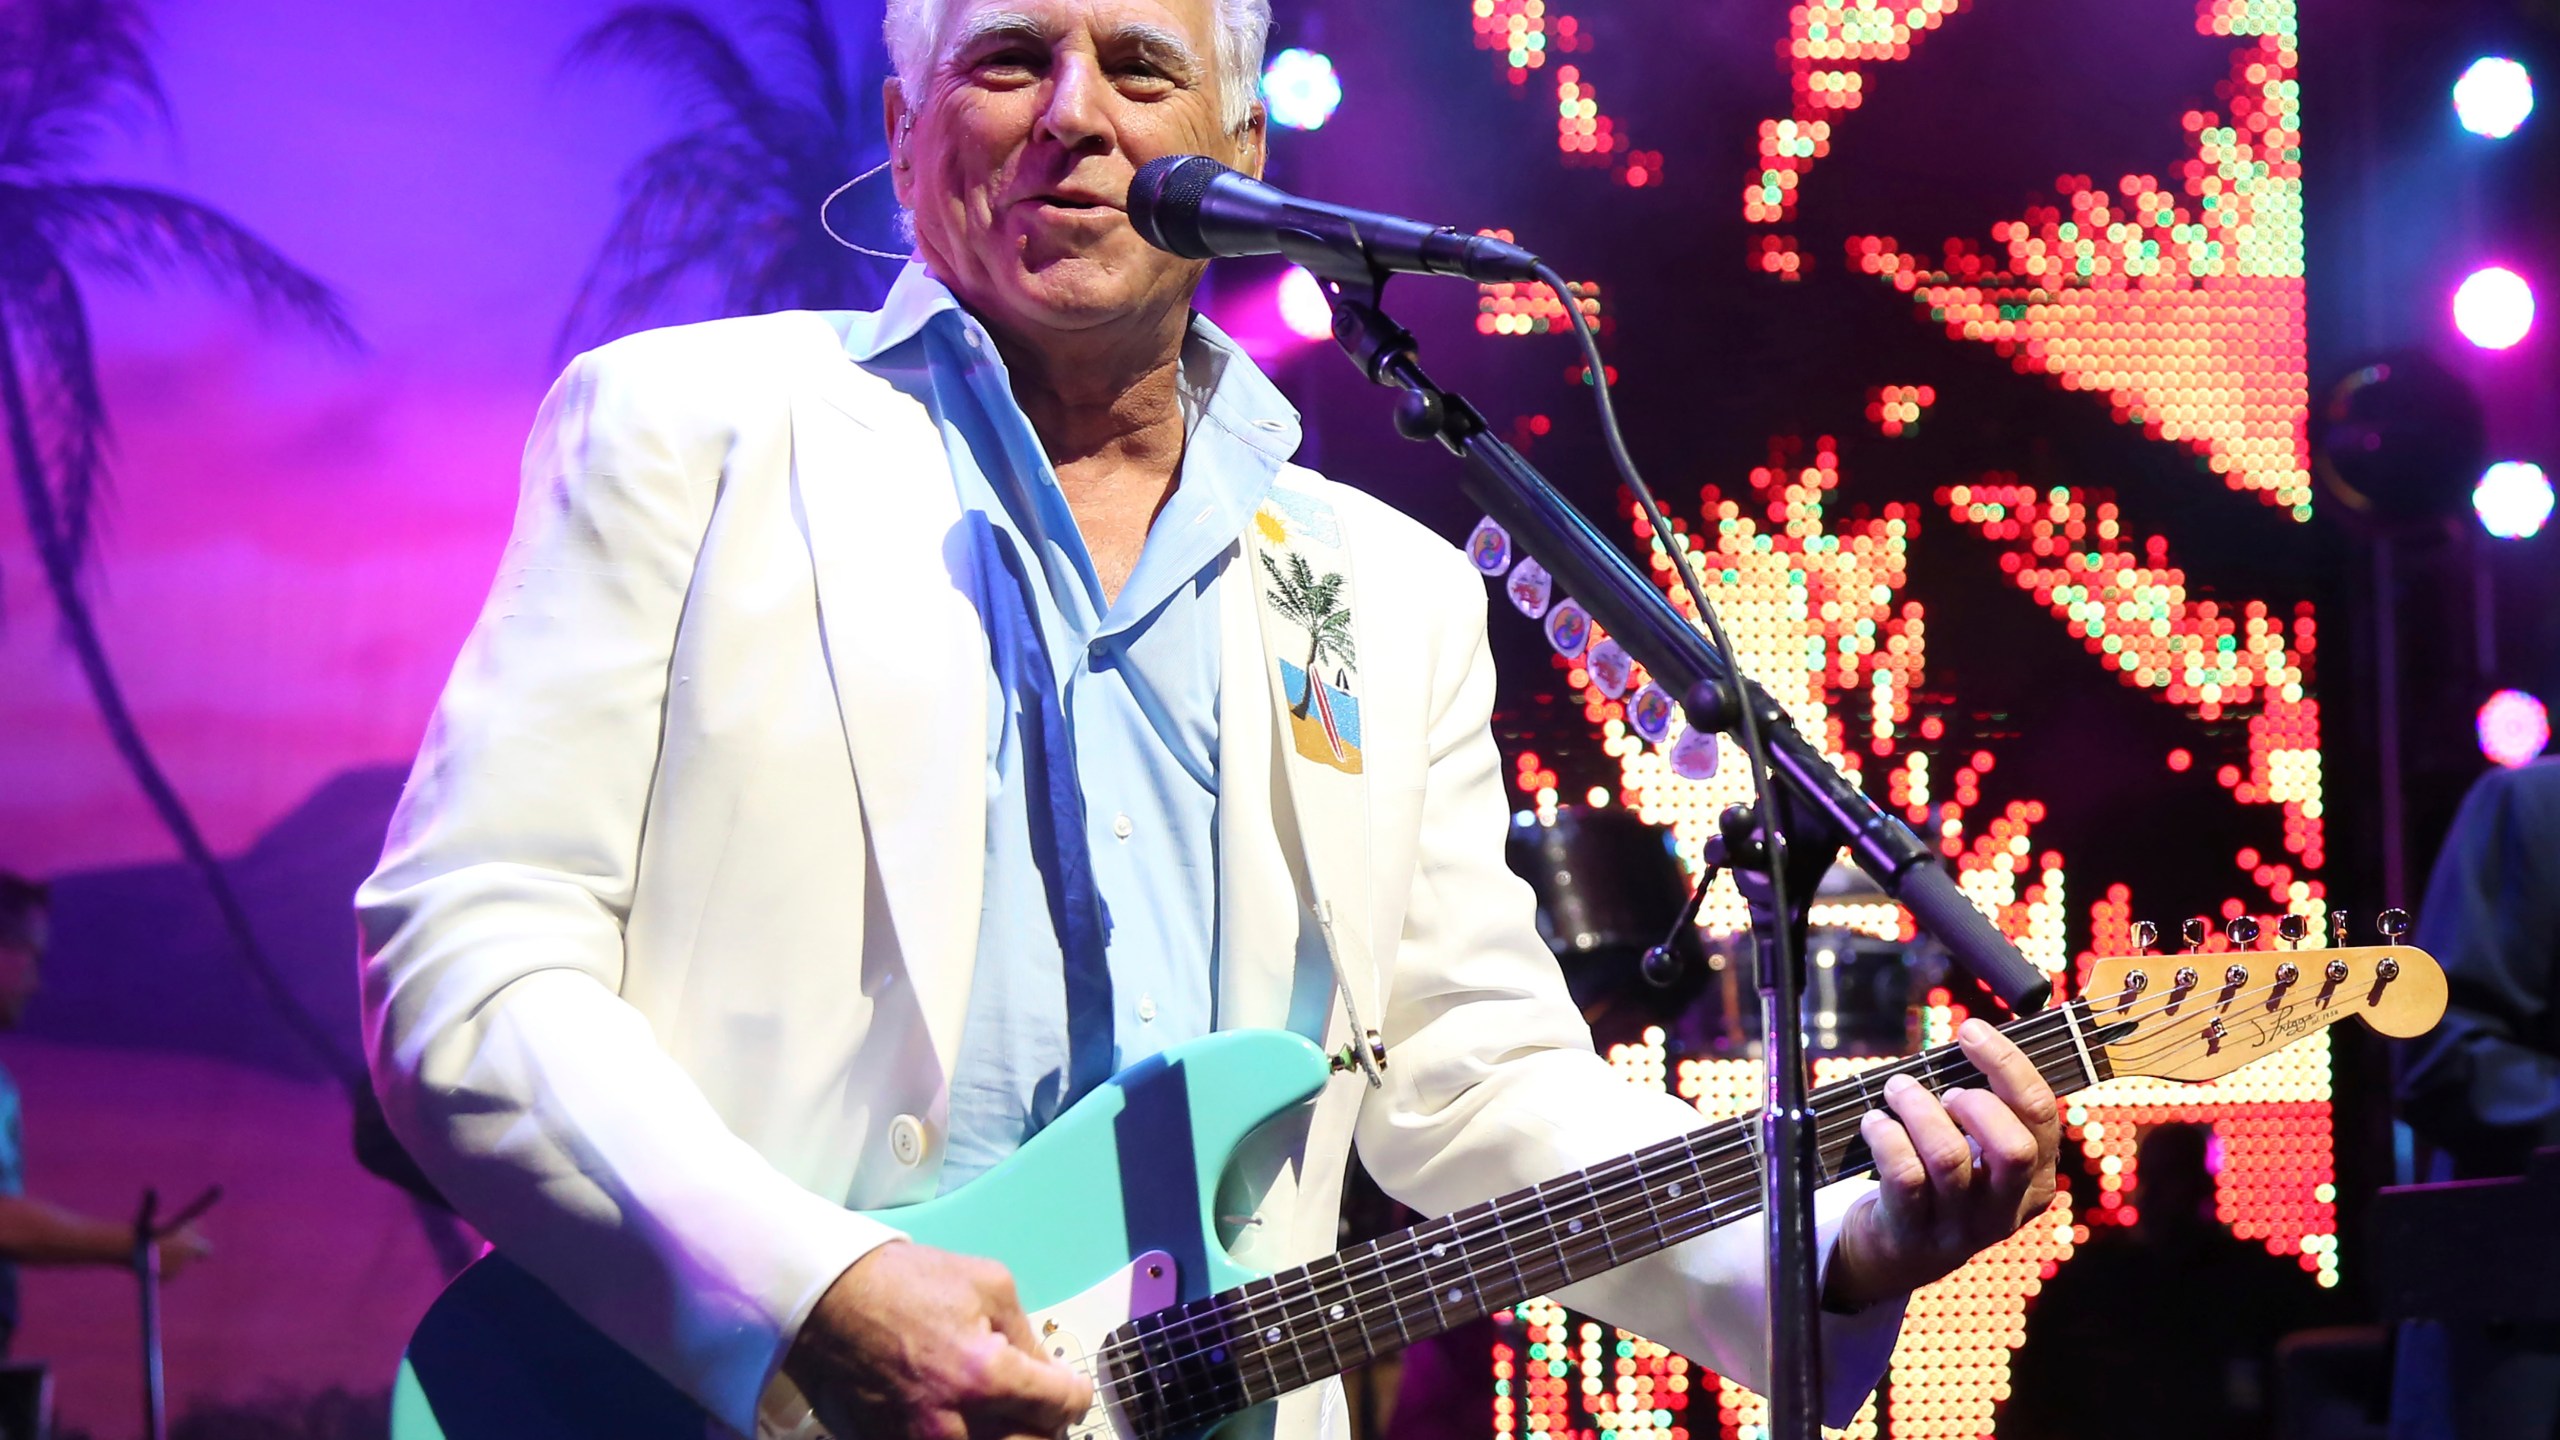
1314;267;2052;1440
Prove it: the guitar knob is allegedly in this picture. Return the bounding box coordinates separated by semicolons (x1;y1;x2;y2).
2122;969;2150;994
2132;920;2160;954
2226;916;2261;948
2225;964;2250;987
2378;907;2411;941
2175;966;2200;990
2376;957;2401;983
2325;958;2351;985
2274;961;2300;987
2277;914;2309;948
2181;918;2208;953
2331;911;2351;949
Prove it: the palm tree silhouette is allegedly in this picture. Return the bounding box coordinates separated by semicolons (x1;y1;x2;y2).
1258;550;1355;719
558;0;901;355
1;0;359;1081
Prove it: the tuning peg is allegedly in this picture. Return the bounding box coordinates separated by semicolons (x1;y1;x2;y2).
2277;914;2308;949
2181;917;2208;953
2378;907;2410;942
2132;920;2160;955
2226;915;2262;949
2331;911;2351;949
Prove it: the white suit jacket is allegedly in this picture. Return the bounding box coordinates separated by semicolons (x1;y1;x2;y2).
357;307;1904;1439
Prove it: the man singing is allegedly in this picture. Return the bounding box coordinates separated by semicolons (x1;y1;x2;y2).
358;1;2063;1436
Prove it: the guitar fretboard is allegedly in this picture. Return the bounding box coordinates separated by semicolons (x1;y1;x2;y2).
1114;1000;2119;1436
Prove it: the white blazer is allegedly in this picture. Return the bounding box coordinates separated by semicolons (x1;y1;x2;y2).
357;308;1902;1439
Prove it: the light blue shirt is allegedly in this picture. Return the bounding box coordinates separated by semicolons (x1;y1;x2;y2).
839;265;1301;1191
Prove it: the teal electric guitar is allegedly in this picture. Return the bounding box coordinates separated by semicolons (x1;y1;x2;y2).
391;941;2442;1440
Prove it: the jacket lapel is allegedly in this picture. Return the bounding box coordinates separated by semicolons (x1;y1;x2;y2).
1215;547;1311;1035
792;341;987;1075
1218;496;1383;1043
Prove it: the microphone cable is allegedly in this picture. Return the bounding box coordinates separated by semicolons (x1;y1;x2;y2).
1531;261;1799;1018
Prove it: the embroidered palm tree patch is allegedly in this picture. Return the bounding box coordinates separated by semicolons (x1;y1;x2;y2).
1254;501;1362;775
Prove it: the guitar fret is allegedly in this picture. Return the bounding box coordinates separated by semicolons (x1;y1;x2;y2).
1377;1234;1418;1350
1497;1189;1536;1312
1141;1001;2135;1434
1300;1257;1352;1384
1244;1276;1292;1402
1419;1214;1461;1333
1633;1150;1670;1255
1279;1273;1319;1397
1592;1161;1626;1269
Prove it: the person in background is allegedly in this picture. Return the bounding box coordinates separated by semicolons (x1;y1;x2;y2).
2002;1123;2340;1440
0;873;212;1357
2391;758;2560;1440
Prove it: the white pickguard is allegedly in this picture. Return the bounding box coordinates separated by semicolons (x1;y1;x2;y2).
1036;1250;1181;1440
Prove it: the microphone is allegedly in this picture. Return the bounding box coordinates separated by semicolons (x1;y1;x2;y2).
1127;155;1543;284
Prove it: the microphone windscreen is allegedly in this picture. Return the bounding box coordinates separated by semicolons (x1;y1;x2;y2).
1128;154;1231;259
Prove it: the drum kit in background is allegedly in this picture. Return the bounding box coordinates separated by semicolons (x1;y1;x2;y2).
1503;804;1941;1059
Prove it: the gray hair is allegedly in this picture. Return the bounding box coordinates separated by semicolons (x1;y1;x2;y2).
884;0;1272;132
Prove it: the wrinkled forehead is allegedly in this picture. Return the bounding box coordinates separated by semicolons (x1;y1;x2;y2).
931;0;1219;70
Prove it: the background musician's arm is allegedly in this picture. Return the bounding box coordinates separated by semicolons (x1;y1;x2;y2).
2396;760;2560;1178
1349;543;1906;1428
356;342;901;1438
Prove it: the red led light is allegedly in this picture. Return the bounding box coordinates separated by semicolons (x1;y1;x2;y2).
1844;14;2309;514
1482;1;2329;1432
1866;384;1937;435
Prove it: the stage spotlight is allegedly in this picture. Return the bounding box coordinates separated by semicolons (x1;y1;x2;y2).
1276;265;1333;341
2452;266;2536;350
1262;48;1342;131
2454;56;2534;139
2477;689;2551;769
2474;461;2554;539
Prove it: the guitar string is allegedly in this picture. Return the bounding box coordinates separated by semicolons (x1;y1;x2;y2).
1080;966;2368;1430
1121;1005;2140;1432
1101;967;2342;1436
1074;1004;2098;1420
1124;968;2397;1436
1090;979;2281;1432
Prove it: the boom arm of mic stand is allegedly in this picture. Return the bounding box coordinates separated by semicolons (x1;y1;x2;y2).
1321;284;2052;1013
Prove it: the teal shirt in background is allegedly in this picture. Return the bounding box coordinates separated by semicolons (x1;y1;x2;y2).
0;1063;22;1352
837;266;1302;1192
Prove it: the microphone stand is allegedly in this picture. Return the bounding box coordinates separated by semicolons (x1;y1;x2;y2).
1315;273;2051;1440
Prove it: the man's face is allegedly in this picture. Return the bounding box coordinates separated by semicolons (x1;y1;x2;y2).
0;935;41;1031
889;0;1264;342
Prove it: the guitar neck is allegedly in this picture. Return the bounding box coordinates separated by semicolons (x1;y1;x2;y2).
1136;1000;2119;1409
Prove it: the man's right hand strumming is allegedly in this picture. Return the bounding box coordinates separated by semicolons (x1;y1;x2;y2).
787;1240;1095;1440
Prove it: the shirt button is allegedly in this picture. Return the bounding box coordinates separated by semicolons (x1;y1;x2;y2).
887;1115;927;1167
1113;813;1134;840
963;327;984;351
1138;993;1158;1023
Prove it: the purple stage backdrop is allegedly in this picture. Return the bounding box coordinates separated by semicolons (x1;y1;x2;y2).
0;3;794;1433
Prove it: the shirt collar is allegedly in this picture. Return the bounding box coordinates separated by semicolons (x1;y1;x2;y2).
839;261;1305;464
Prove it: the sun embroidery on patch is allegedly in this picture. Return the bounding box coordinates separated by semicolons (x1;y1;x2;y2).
1255;500;1362;775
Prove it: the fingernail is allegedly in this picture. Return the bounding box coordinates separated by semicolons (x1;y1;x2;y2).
1884;1074;1917;1096
1960;1018;1993;1043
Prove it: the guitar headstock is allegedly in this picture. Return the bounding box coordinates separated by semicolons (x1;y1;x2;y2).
2083;941;2446;1083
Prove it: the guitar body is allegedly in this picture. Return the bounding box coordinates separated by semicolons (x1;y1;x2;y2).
390;1029;1333;1440
388;940;2448;1440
